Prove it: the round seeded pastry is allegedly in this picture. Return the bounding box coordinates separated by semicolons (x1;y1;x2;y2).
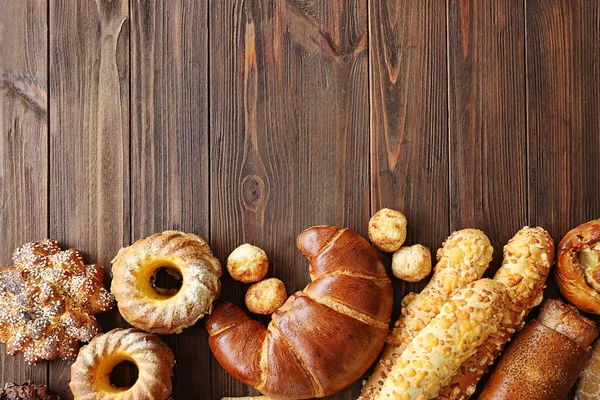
368;208;408;252
245;278;287;314
70;328;174;400
392;244;432;282
111;231;221;334
227;244;269;283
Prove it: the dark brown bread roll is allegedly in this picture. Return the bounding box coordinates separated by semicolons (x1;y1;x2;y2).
207;226;393;399
479;299;598;400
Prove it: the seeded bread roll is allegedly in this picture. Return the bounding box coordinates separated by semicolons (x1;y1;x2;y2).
439;227;554;399
359;229;493;400
379;279;511;400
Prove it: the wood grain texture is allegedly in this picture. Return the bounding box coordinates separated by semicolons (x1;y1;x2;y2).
209;1;370;398
49;0;129;397
447;0;528;267
369;0;448;311
527;0;600;240
0;0;48;387
130;1;211;398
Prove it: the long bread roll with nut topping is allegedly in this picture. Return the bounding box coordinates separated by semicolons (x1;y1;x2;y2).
438;226;555;399
359;229;493;400
379;279;511;400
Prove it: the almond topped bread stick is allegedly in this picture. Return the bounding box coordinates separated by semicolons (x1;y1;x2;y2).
358;229;493;400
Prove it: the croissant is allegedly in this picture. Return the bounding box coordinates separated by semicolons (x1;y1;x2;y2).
207;226;393;399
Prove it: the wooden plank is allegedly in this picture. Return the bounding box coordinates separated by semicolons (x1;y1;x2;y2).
369;0;449;309
209;1;370;398
49;0;129;397
527;0;600;240
0;0;48;388
447;0;528;266
130;0;210;399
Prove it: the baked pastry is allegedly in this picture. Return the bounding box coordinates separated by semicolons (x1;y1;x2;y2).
577;339;600;400
226;244;269;283
70;328;174;400
479;298;598;400
111;230;221;334
555;218;600;314
0;239;114;364
368;208;408;252
391;244;432;282
359;228;493;400
245;278;287;314
439;226;554;399
208;226;393;399
0;382;59;400
379;279;511;400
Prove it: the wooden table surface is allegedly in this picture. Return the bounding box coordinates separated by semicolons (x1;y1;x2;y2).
1;0;599;399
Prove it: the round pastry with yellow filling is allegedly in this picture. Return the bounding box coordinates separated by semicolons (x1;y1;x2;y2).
111;231;221;334
70;328;174;400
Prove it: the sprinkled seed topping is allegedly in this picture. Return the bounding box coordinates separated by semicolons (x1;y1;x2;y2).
0;239;115;364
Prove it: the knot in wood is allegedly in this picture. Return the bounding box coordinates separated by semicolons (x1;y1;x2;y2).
241;175;266;212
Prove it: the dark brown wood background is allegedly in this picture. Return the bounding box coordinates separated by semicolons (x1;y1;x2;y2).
1;0;599;399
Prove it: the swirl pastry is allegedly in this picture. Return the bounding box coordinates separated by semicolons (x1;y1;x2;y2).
555;218;600;314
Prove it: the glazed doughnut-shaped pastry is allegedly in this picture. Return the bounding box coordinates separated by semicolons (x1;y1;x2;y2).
111;231;221;334
208;226;393;399
555;218;600;314
70;328;174;400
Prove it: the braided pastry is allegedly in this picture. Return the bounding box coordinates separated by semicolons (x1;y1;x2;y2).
359;229;493;400
111;231;221;334
208;226;393;399
70;328;174;400
0;239;114;363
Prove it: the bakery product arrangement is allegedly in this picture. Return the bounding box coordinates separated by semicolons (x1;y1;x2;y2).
69;328;174;400
207;226;393;398
0;239;114;364
555;218;600;314
1;210;600;399
111;230;222;334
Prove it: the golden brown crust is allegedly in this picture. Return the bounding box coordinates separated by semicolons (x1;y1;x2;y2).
380;279;512;400
555;218;600;314
479;320;592;400
391;244;432;282
208;226;393;399
69;328;175;400
0;239;114;364
439;226;555;400
245;278;287;315
538;298;598;348
359;229;493;400
227;244;269;283
368;209;408;253
576;340;600;400
111;231;221;334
